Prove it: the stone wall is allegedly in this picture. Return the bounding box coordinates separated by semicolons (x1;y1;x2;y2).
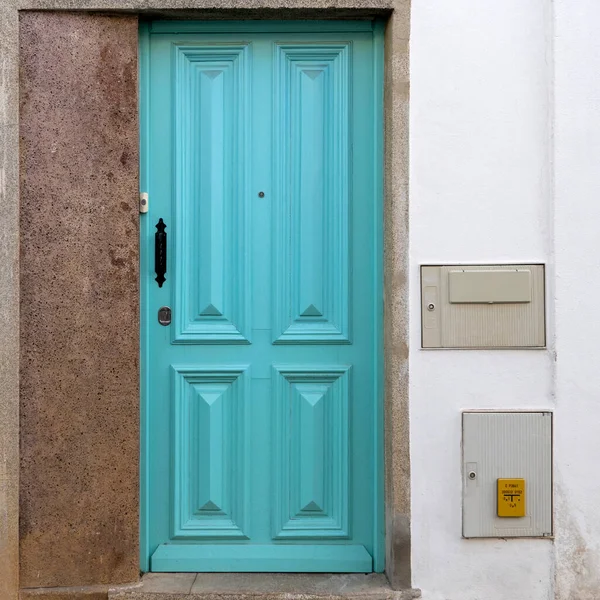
19;12;140;588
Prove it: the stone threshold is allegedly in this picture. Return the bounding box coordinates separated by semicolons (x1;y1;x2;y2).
107;573;421;600
20;582;125;599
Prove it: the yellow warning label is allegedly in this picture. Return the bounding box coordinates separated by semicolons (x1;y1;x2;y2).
497;478;526;518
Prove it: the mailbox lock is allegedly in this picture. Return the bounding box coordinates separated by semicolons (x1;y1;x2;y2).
468;471;477;480
427;303;435;311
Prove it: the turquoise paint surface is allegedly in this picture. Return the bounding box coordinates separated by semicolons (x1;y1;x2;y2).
141;21;384;573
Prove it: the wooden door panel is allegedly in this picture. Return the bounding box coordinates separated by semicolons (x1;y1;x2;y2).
272;366;350;540
272;44;351;344
171;366;250;540
172;45;251;344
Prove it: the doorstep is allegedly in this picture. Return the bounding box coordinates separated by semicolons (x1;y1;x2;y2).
108;573;421;600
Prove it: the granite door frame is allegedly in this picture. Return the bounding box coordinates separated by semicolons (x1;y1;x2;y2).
1;4;410;598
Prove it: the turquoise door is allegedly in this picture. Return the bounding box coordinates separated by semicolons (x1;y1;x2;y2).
140;20;384;573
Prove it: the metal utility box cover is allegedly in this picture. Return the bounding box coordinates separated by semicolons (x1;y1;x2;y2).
462;412;552;538
421;264;546;348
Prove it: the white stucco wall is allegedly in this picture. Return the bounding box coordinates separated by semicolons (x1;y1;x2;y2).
553;2;600;599
408;0;600;598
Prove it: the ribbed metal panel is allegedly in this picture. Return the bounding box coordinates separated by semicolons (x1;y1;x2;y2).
421;264;546;348
462;412;552;538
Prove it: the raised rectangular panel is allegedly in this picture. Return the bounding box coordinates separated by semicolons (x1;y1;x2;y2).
171;365;249;539
173;45;251;344
448;270;531;303
272;44;351;344
272;366;350;539
421;264;546;348
462;412;552;538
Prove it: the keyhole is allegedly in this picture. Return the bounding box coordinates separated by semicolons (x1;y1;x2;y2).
258;191;265;198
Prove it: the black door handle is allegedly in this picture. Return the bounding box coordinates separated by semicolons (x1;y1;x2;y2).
155;218;167;288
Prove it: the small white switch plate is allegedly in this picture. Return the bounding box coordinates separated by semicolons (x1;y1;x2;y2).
140;192;149;214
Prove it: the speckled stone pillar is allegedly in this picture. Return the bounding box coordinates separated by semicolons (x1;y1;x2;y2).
19;12;140;588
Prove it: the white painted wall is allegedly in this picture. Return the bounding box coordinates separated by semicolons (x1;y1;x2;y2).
406;0;597;597
554;2;600;599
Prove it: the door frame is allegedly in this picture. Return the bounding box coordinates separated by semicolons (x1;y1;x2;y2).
139;18;385;573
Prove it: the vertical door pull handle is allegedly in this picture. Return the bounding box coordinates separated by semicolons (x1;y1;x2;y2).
155;218;167;288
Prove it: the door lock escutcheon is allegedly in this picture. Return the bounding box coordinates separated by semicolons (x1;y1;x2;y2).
158;306;171;326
